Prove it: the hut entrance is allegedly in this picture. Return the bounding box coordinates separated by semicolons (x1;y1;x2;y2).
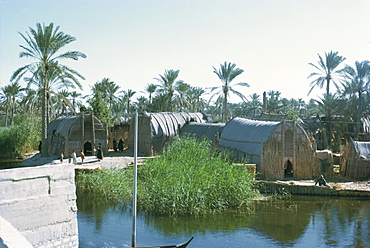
284;160;294;178
84;142;92;155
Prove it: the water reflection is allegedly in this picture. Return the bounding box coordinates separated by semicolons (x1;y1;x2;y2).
77;190;370;248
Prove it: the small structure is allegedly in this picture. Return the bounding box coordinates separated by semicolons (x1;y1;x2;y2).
129;112;205;156
47;113;107;156
109;117;130;150
341;139;370;179
218;117;315;179
180;122;225;145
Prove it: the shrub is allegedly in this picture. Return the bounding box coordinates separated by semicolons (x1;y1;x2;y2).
0;116;41;158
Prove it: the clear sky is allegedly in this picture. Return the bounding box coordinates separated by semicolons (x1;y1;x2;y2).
1;0;370;103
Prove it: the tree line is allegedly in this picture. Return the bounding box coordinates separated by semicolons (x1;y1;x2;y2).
1;22;370;156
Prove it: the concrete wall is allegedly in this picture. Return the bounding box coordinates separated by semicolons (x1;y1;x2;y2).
0;164;78;248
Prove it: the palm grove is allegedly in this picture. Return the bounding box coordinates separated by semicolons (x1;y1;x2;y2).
1;23;370;157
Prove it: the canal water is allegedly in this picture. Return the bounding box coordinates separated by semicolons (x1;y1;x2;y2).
77;191;370;248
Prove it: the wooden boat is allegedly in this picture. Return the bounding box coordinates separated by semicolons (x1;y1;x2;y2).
134;237;194;248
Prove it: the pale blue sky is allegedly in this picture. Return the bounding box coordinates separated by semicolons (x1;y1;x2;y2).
1;0;370;102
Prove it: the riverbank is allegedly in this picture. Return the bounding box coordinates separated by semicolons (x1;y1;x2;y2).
257;179;370;197
20;150;370;197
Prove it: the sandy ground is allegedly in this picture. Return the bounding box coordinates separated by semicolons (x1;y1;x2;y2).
270;179;370;191
19;149;146;170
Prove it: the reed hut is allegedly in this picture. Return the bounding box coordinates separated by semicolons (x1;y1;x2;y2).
180;122;225;145
218;117;315;179
109;117;130;150
47;113;107;156
341;139;370;179
129;112;205;156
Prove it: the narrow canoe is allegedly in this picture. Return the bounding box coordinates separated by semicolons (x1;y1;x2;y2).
134;237;194;248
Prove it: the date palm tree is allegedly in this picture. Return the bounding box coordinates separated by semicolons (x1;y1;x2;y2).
211;62;249;122
342;60;370;138
11;22;86;156
0;82;25;126
308;51;346;96
144;83;158;104
155;69;183;112
121;89;136;114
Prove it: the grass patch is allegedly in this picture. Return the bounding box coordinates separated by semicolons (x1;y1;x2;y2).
76;137;260;215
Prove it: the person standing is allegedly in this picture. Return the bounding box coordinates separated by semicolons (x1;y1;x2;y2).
71;150;77;164
60;151;64;163
97;143;103;161
113;139;118;152
80;150;85;163
118;138;124;152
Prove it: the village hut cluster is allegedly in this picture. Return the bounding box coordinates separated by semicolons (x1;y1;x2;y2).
46;111;370;180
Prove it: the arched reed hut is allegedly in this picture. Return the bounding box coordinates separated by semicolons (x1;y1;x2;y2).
129;112;205;156
109;117;130;150
180;122;225;144
47;113;107;156
341;140;370;179
218;118;315;179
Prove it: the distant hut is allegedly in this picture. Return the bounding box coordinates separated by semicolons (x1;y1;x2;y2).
129;112;205;156
218;117;315;179
47;113;107;156
341;139;370;179
109;117;130;150
180;122;225;145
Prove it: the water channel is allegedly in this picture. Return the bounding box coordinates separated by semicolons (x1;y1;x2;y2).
77;190;370;248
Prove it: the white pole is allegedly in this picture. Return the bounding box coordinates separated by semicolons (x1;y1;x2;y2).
131;112;138;247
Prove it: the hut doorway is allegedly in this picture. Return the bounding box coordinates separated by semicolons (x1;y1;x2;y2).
84;142;92;155
284;160;294;178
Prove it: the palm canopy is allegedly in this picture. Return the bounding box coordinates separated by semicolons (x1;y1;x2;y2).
342;60;370;138
155;69;183;111
11;22;86;156
308;51;346;96
343;60;370;95
211;61;249;121
11;23;86;84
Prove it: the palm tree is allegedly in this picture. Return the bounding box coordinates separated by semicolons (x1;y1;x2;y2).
342;60;370;138
155;69;182;111
69;91;82;115
248;93;262;116
53;90;72;117
308;51;346;96
144;83;158;104
186;86;205;112
315;93;342;149
211;62;249;122
11;23;86;156
0;82;25;126
121;89;136;114
174;81;191;111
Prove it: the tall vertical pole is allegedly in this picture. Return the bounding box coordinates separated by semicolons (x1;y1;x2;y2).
131;112;138;247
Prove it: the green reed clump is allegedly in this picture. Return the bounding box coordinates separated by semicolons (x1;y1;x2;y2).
137;137;259;215
75;137;260;215
76;168;133;204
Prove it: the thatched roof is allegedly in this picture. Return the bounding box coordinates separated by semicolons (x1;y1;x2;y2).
148;112;205;139
219;117;280;157
180;122;225;141
47;115;81;137
353;140;370;158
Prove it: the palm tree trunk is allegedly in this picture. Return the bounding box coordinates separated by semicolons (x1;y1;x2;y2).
41;84;48;156
357;91;362;139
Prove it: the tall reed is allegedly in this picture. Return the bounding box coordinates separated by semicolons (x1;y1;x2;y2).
76;137;259;215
